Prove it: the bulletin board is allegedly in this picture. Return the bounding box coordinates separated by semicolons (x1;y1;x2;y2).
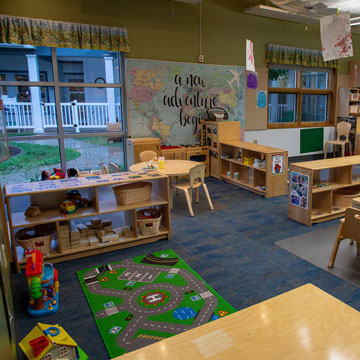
300;128;324;154
245;67;268;130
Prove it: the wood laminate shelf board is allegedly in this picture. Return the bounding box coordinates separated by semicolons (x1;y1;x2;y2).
292;156;360;170
223;158;267;172
11;207;98;228
221;175;265;194
311;206;347;221
98;195;168;214
311;182;360;193
18;228;170;266
220;140;287;154
5;173;168;197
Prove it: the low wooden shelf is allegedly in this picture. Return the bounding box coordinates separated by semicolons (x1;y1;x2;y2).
5;173;171;272
289;155;360;226
220;140;288;198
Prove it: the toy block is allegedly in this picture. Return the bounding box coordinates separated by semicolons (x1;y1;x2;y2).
101;233;119;243
96;230;106;237
77;224;89;233
58;221;69;230
102;219;112;227
87;229;95;235
88;235;99;246
113;227;123;236
123;229;133;237
104;226;113;232
90;218;102;225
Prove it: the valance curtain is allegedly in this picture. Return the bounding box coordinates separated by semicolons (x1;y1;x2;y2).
265;44;338;69
0;14;130;52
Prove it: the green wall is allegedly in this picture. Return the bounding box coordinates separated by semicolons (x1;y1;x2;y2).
0;0;358;73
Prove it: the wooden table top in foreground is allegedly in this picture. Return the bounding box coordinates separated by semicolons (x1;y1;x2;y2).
113;284;360;360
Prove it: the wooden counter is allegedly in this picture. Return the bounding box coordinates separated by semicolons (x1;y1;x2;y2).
114;284;360;360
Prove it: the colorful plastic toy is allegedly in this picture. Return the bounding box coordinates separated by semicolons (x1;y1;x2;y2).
19;322;88;360
25;250;59;317
60;200;76;214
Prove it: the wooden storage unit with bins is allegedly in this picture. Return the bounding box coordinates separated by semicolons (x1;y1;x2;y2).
220;141;288;198
5;173;171;272
289;156;360;226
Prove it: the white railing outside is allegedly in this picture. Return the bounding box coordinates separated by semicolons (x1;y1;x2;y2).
4;102;33;129
5;101;122;131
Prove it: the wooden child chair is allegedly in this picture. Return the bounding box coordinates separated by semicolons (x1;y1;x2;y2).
328;207;360;268
101;163;110;174
171;163;214;216
109;162;121;173
324;121;352;159
139;150;157;162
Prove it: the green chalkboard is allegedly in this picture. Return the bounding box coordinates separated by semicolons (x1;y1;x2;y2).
300;128;324;154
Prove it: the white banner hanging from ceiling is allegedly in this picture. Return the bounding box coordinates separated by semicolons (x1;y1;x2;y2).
320;12;353;61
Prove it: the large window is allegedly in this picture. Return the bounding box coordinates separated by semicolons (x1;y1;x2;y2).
268;66;334;128
0;44;127;185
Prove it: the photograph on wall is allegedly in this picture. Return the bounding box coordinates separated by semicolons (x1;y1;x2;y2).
271;153;284;175
126;59;245;145
290;171;309;210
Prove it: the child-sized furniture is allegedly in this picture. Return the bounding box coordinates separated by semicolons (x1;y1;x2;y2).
139;150;157;162
324;121;352;159
328;207;360;268
126;137;161;166
171;163;213;216
289;156;360;226
5;173;171;272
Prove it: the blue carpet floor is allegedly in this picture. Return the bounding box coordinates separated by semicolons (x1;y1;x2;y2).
12;178;360;359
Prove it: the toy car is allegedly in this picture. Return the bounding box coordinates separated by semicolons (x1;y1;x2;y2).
60;200;76;214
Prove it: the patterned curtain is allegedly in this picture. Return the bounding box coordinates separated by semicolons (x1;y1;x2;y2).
265;44;338;69
0;14;130;52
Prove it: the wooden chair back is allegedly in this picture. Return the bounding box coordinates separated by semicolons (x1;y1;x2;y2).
109;162;121;173
101;164;110;174
336;122;351;141
189;163;206;188
139;150;157;162
342;207;360;242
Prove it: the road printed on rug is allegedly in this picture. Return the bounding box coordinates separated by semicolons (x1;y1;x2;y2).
78;250;236;357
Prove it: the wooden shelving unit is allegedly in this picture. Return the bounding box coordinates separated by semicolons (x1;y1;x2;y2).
5;173;171;272
200;121;241;179
219;140;288;198
289;155;360;226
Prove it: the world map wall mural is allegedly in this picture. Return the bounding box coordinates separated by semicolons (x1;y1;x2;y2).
126;59;245;145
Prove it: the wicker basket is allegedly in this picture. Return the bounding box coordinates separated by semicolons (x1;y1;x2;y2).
137;208;162;235
113;182;152;205
15;225;53;255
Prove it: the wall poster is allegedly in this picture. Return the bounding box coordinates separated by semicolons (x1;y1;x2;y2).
290;171;309;210
126;59;245;145
271;153;284;175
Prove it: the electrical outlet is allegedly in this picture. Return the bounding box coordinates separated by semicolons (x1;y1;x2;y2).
253;139;258;144
198;54;204;63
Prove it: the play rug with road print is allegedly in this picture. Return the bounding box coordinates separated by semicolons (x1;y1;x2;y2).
77;249;236;358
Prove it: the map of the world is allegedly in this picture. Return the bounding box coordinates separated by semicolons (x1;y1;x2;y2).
126;59;245;145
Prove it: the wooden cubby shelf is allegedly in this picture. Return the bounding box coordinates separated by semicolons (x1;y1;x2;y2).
289;155;360;226
220;140;288;198
5;173;171;272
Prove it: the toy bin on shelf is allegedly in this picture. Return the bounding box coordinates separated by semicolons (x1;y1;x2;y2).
113;182;152;205
137;208;162;235
333;188;360;207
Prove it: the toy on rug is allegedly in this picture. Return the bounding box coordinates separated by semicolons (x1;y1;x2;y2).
19;322;88;360
25;250;59;317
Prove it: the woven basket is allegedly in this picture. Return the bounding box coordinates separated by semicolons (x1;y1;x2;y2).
137;208;162;235
113;182;152;205
15;225;53;255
